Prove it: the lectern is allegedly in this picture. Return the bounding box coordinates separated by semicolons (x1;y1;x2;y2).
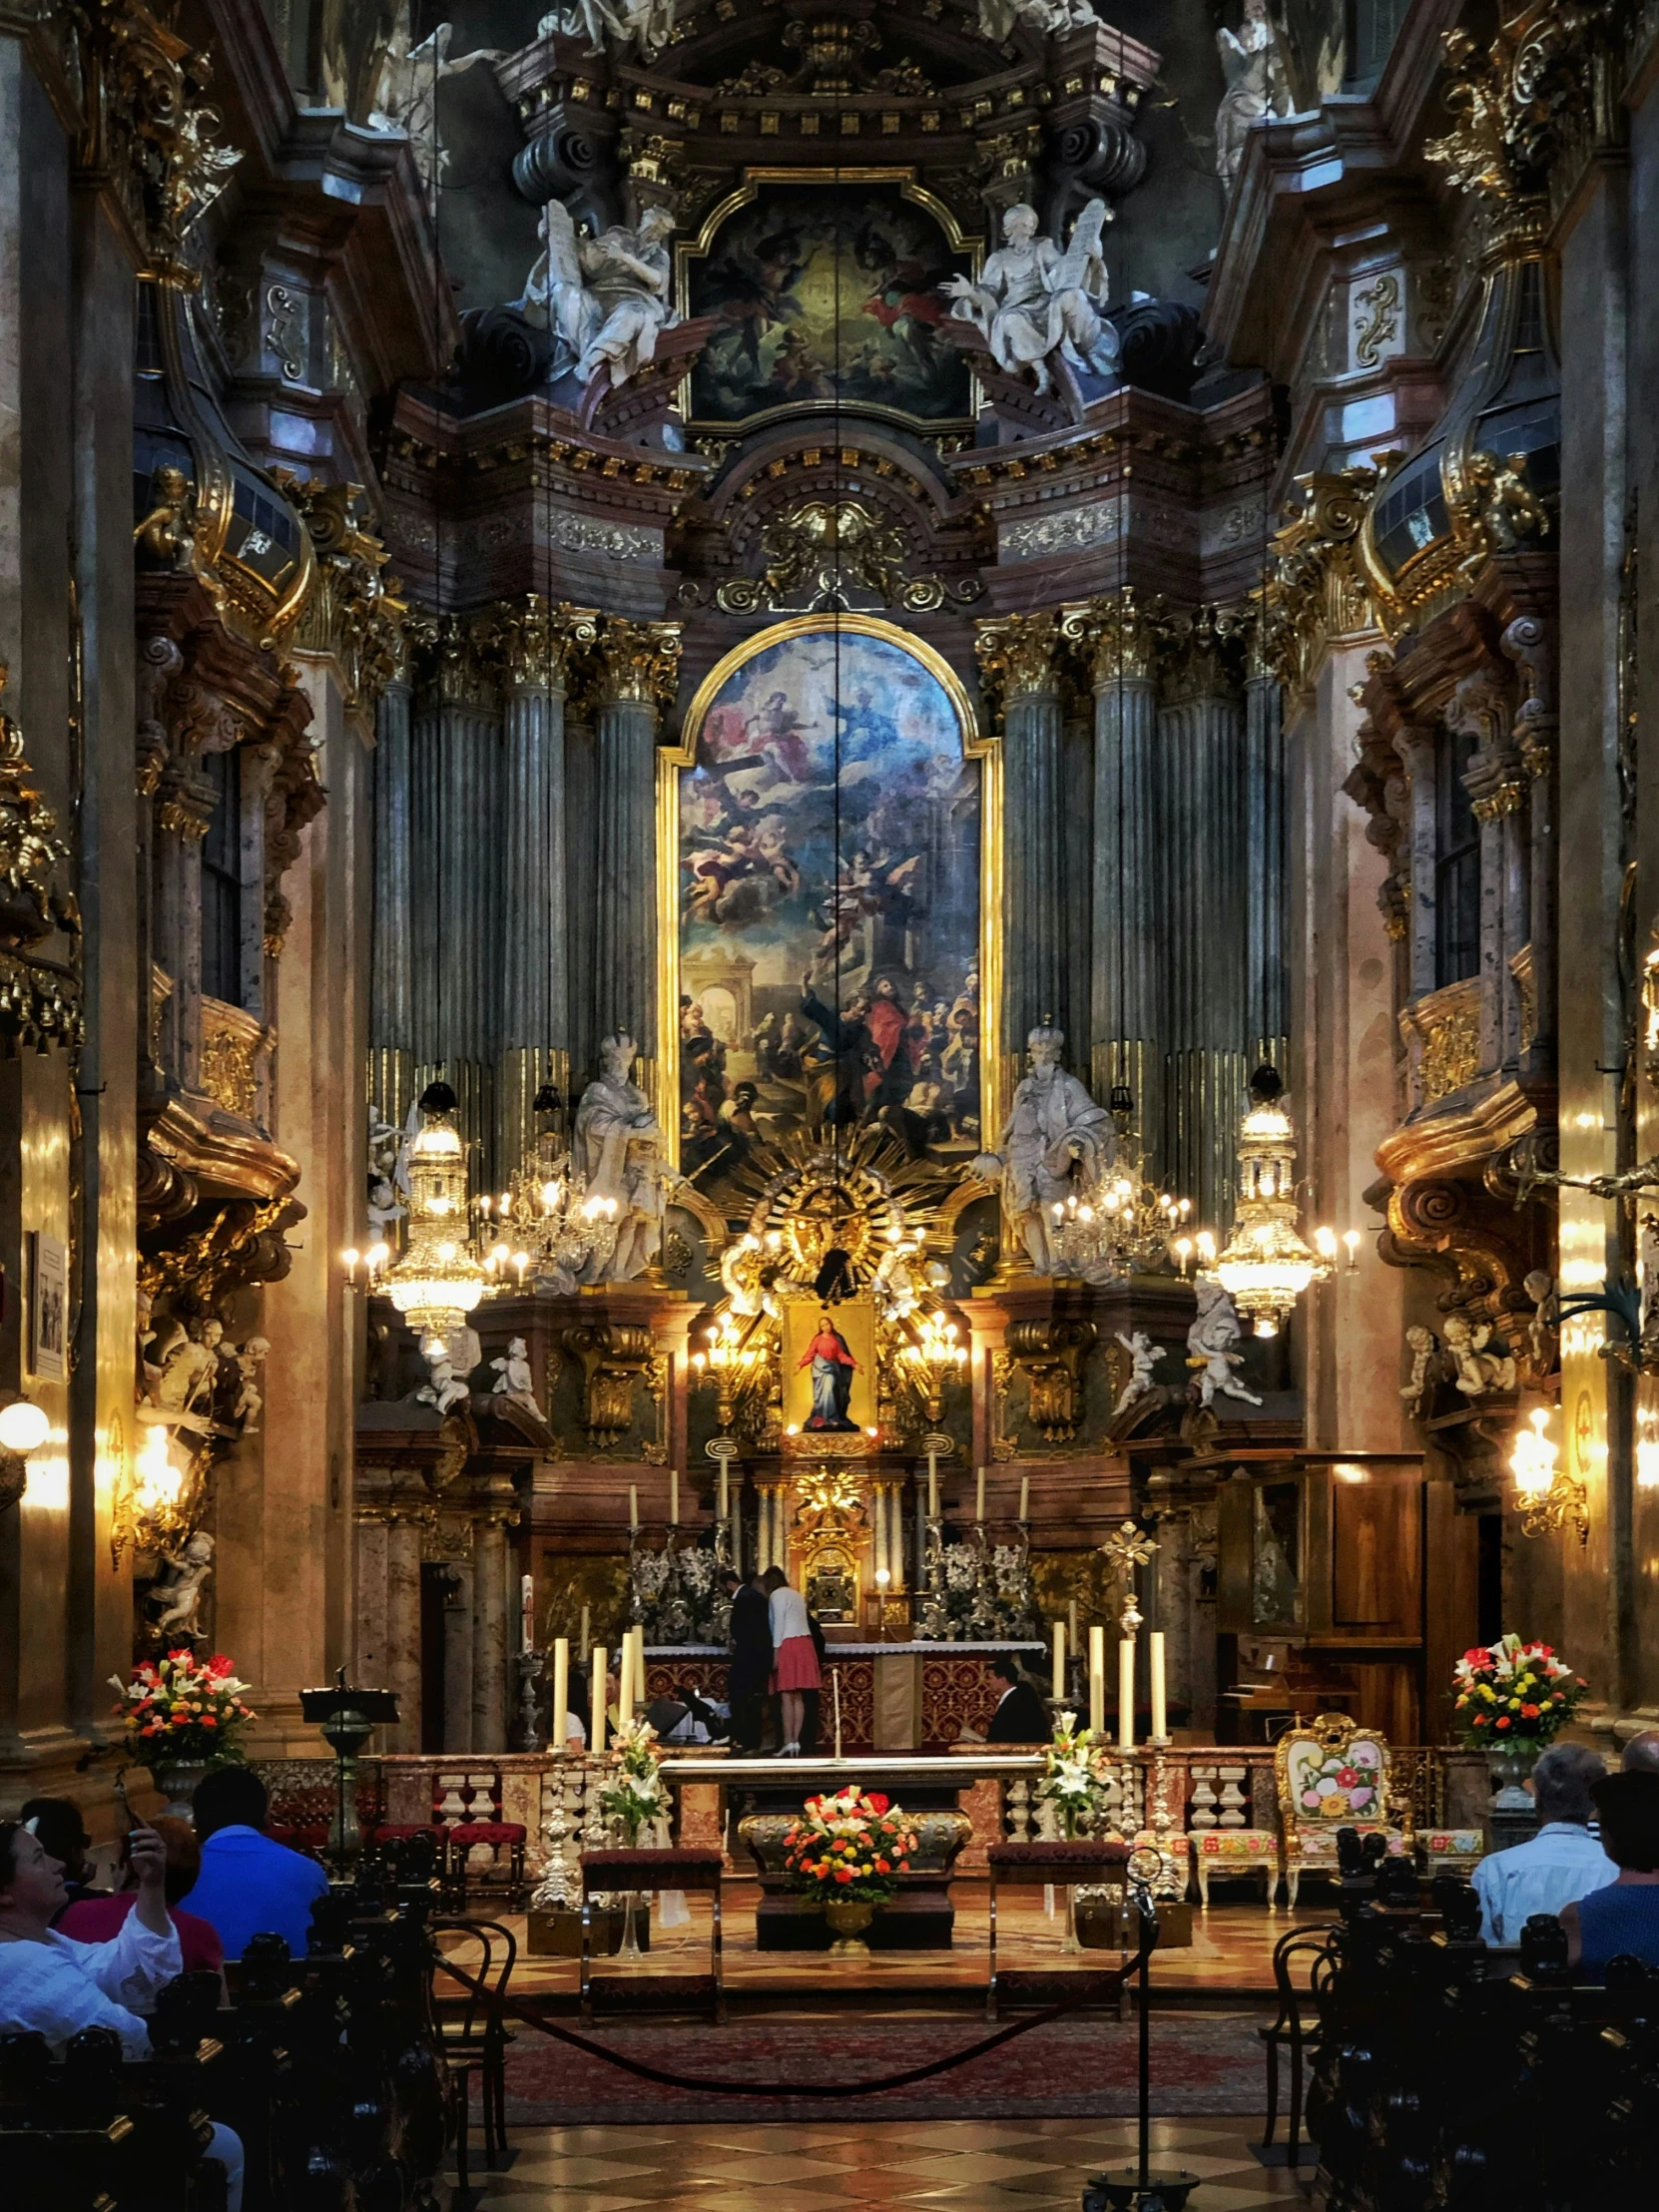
300;1669;400;1863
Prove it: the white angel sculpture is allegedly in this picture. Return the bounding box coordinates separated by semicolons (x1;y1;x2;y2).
1215;0;1294;190
365;14;503;209
977;0;1100;40
538;0;677;60
518;202;679;393
942;201;1118;396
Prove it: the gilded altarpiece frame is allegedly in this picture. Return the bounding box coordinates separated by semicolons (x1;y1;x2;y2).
657;614;1002;1169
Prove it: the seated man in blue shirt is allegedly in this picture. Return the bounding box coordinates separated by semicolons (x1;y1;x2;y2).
1471;1741;1616;1946
180;1766;329;1961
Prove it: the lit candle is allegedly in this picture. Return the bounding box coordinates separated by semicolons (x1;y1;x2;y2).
873;1487;888;1584
928;1455;939;1516
833;1668;843;1760
521;1572;535;1654
1069;1598;1078;1651
1118;1634;1136;1753
629;1484;639;1531
580;1604;591;1662
670;1468;679;1525
1150;1630;1168;1743
1018;1475;1029;1522
975;1464;985;1524
1089;1624;1105;1735
552;1637;570;1753
591;1646;607;1751
1052;1620;1066;1701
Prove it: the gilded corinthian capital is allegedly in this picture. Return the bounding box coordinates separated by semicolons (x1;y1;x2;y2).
1059;588;1168;690
975;611;1060;707
481;596;601;693
592;617;682;713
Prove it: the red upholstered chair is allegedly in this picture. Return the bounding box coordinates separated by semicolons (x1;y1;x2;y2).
984;1840;1132;2020
579;1847;726;2025
445;1821;528;1907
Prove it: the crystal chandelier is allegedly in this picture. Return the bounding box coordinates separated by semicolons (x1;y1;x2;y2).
1210;1066;1330;1337
1047;1099;1194;1281
479;1130;619;1287
379;1082;491;1353
898;1308;969;1424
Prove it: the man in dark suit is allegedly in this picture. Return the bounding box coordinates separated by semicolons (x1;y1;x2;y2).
983;1654;1052;1744
724;1567;773;1754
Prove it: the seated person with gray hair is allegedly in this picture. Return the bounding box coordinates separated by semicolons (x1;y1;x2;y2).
1471;1741;1616;1946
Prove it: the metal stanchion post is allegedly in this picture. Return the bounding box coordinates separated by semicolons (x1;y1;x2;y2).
1080;1871;1198;2212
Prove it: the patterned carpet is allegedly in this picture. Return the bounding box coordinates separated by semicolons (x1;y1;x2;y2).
450;2116;1316;2211
496;2009;1269;2122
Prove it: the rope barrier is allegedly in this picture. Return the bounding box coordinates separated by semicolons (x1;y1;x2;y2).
431;1935;1150;2100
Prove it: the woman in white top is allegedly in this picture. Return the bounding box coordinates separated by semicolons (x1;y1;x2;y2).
763;1565;822;1756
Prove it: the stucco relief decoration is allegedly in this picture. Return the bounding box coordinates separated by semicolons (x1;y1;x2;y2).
716;499;973;617
678;627;981;1180
279;474;409;712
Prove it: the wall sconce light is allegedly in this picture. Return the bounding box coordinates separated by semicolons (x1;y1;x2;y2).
1510;1405;1588;1545
0;1396;50;1511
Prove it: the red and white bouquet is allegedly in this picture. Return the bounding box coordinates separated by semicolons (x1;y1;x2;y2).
1450;1632;1585;1755
782;1787;918;1907
110;1650;256;1764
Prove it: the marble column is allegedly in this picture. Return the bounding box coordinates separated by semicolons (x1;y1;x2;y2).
495;599;593;1173
472;1517;511;1752
443;1561;475;1754
1245;672;1289;1069
1392;720;1440;1004
589;617;680;1106
1157;613;1249;1228
1503;614;1556;1073
369;676;414;1128
1071;593;1163;1152
384;1512;425;1753
977;613;1066;1053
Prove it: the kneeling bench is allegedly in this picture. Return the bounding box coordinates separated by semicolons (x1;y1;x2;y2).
580;1847;725;2023
985;1840;1132;2020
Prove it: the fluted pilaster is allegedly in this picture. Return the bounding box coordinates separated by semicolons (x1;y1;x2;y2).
977;612;1066;1051
589;618;680;1094
368;677;414;1127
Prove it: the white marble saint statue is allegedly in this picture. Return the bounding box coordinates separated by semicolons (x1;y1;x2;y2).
1399;1324;1438;1418
538;0;677;60
1113;1329;1160;1414
518;202;679;391
942;201;1117;397
1188;1281;1263;1408
365;11;504;210
1215;0;1294;191
233;1336;270;1432
973;1025;1116;1275
976;0;1100;42
573;1032;671;1282
149;1531;215;1641
491;1337;548;1423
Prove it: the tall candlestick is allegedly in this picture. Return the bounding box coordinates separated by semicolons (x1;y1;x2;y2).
630;1626;646;1716
1052;1620;1066;1702
1018;1474;1029;1522
1149;1630;1168;1742
873;1488;887;1585
927;1456;938;1516
579;1604;591;1662
719;1462;730;1518
552;1637;570;1752
833;1668;843;1760
615;1636;631;1724
1118;1634;1136;1753
1069;1598;1078;1650
670;1468;679;1525
1089;1624;1106;1735
521;1572;534;1654
591;1646;607;1751
890;1488;905;1588
629;1484;639;1531
975;1464;985;1524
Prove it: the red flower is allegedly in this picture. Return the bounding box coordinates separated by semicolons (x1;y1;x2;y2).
1520;1703;1540;1720
1495;1716;1511;1730
865;1793;889;1814
833;1867;852;1884
208;1654;234;1676
1471;1713;1487;1727
875;1858;890;1874
1337;1768;1360;1788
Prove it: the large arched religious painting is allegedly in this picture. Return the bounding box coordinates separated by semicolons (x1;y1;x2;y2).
680;173;975;431
660;618;998;1177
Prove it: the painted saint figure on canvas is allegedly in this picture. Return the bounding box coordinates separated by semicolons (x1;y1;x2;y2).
800;1316;858;1431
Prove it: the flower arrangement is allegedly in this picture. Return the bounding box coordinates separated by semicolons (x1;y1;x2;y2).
597;1717;670;1845
1451;1633;1587;1755
1035;1712;1114;1839
109;1651;256;1765
1290;1736;1382;1822
782;1787;918;1908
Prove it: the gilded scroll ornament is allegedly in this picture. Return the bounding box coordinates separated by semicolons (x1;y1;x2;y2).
1417;999;1481;1104
1059;587;1168;689
974;611;1059;705
591;617;682;713
1259;468;1377;690
280;475;408;710
716;499;963;616
480;596;600;692
0;664;83;1052
562;1322;659;1448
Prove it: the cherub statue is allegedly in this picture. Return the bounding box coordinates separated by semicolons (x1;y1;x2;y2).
1442;1312;1517;1397
572;1033;672;1282
1522;1267;1558;1380
416;1356;471;1416
155;1320;224;1423
720;1233;783;1322
1215;0;1294;190
538;0;677;60
491;1336;547;1423
517;202;679;393
1188;1281;1264;1408
1113;1329;1160;1414
1464;449;1548;554
133;464;197;569
942;201;1117;396
365;9;503;209
366;1108;406;1235
972;1025;1115;1275
148;1531;215;1641
1399;1324;1438;1418
976;0;1100;42
233;1336;270;1432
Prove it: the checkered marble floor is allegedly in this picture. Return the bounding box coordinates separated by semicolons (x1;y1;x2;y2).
449;2117;1316;2211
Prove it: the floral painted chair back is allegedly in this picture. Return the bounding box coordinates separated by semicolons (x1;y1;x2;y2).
1274;1712;1410;1904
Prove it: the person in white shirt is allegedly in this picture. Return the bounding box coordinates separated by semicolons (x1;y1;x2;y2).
0;1817;244;2209
1471;1742;1617;1947
762;1564;822;1757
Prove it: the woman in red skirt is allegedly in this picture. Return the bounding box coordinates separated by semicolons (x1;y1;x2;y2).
763;1565;822;1756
